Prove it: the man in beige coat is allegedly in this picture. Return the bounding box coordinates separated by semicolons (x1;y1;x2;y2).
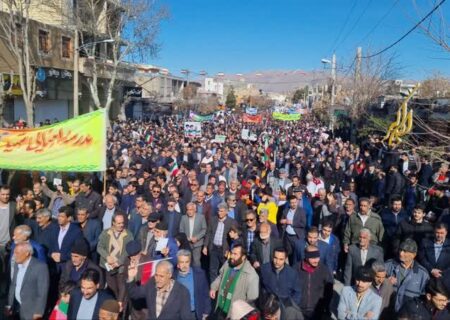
209;243;259;319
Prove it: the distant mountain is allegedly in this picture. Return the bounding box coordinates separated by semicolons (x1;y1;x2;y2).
223;69;330;93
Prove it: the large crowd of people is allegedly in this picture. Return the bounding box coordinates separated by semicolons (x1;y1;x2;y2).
0;113;449;320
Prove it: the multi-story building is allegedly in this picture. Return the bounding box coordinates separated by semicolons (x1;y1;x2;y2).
0;0;136;124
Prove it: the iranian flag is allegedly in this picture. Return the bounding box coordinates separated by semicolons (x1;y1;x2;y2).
140;258;171;285
262;136;272;168
144;133;153;145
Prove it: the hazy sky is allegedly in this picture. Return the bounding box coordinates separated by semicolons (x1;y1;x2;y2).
153;0;450;80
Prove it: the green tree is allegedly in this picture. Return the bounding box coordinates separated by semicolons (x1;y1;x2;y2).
292;86;309;103
225;86;237;108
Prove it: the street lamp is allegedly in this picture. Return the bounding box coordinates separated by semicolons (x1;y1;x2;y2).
320;54;336;106
73;37;115;116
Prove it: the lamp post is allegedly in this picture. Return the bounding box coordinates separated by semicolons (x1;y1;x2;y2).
321;54;336;106
73;38;114;117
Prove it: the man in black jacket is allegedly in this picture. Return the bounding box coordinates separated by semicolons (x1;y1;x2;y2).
418;223;450;279
297;245;333;320
398;278;450;320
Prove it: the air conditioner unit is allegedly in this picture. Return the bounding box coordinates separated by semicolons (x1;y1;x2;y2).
394;80;402;86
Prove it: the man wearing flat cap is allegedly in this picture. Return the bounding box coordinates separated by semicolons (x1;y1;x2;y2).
145;221;178;265
338;266;382;320
99;299;120;320
385;238;430;312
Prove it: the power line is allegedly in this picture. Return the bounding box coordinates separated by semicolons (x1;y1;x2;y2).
337;0;373;50
328;0;358;53
362;0;448;59
358;0;401;43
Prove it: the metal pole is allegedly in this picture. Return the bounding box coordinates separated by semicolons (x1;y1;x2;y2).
73;29;79;117
331;53;336;106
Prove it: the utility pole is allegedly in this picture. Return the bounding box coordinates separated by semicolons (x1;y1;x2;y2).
73;28;79;117
356;47;362;82
331;53;336;106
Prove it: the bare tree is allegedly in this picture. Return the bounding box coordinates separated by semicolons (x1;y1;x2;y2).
418;72;450;98
0;1;37;126
345;53;400;119
413;0;450;53
51;0;168;115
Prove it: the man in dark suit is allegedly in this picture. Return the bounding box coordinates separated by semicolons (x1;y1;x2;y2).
50;206;83;269
203;203;237;282
67;268;113;319
419;223;450;278
92;194;124;230
343;228;384;285
127;259;194;320
250;222;283;269
174;249;211;320
162;197;183;238
280;196;307;260
76;207;101;261
179;202;207;266
6;242;49;320
195;191;213;225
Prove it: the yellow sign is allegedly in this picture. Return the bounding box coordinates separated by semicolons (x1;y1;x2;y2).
383;84;419;146
2;74;23;95
0;109;106;171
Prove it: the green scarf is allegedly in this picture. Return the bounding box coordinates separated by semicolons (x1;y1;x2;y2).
217;266;242;314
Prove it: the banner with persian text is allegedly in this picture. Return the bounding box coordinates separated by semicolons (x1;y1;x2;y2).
242;114;263;124
0;109;106;171
272;112;301;121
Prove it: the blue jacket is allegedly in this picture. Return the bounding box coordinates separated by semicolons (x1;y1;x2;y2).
322;234;340;272
78;219;102;254
10;240;47;263
338;286;382;320
174;266;211;320
50;223;83;263
301;196;313;228
381;209;408;239
260;262;301;306
152;237;179;266
294;239;334;272
128;214;146;239
385;259;429;311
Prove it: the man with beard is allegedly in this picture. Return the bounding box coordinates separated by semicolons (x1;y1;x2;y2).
338;266;382;320
297;245;333;320
210;243;259;320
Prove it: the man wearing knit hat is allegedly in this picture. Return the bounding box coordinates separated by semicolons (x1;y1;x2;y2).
60;238;104;288
99;299;120;320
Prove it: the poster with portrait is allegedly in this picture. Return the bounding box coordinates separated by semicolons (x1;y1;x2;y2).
184;122;202;138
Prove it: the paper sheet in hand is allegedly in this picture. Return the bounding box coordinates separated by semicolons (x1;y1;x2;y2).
155;238;168;251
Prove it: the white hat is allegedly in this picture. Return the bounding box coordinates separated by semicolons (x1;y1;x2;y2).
229;300;254;320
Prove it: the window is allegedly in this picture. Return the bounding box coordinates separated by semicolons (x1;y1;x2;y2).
61;36;71;58
38;29;50;54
